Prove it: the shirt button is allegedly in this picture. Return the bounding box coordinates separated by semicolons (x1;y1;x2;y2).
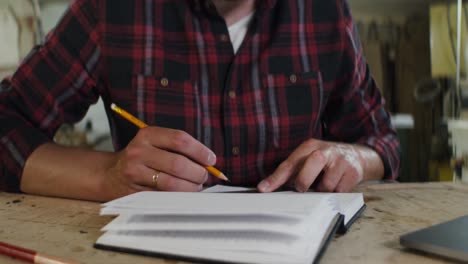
161;78;169;87
289;74;297;84
228;90;236;99
232;147;240;156
220;34;229;42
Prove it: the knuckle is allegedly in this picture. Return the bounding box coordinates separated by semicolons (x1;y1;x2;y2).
334;155;345;164
127;173;140;182
137;127;151;139
124;147;142;160
196;169;209;184
121;166;138;181
164;176;178;191
304;154;316;165
270;161;294;183
311;150;325;163
168;155;187;176
279;160;294;174
303;139;316;148
170;130;192;150
321;178;335;191
348;171;360;182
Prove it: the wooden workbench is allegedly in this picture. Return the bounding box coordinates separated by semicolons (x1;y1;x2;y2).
0;182;467;264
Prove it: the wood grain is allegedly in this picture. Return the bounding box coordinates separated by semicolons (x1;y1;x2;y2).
0;182;466;264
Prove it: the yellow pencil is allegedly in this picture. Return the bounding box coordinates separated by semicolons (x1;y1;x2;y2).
111;103;229;182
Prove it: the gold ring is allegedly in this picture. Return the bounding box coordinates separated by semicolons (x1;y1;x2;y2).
152;171;161;189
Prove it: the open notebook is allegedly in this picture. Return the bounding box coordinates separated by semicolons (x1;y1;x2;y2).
95;185;365;264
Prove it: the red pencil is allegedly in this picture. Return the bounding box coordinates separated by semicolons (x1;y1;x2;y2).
0;241;79;264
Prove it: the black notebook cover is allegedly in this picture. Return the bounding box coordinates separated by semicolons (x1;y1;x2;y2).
337;204;367;234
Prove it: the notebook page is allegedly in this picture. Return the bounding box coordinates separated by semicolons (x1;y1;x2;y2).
225;187;364;223
100;206;306;217
102;213;311;236
201;185;364;222
96;200;338;264
202;185;253;192
102;194;334;237
334;193;364;224
102;192;328;217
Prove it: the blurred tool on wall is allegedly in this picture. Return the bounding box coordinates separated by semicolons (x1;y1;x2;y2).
413;78;453;182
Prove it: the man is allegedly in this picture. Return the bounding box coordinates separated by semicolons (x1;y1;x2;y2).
0;0;400;201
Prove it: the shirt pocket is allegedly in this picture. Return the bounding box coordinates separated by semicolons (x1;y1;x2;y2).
129;74;199;133
261;71;325;153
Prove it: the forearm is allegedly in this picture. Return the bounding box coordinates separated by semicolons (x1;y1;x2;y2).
20;143;115;202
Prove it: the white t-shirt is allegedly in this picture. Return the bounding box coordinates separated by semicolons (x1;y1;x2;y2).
228;12;255;54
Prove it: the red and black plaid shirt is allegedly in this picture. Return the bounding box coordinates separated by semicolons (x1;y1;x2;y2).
0;0;400;191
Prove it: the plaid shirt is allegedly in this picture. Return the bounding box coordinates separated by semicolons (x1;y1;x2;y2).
0;0;400;191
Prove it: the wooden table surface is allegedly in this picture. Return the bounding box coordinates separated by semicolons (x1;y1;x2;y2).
0;182;467;264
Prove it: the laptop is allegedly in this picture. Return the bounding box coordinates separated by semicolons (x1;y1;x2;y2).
400;215;468;262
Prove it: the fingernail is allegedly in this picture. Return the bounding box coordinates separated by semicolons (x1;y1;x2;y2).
258;180;270;192
297;186;307;193
207;152;216;165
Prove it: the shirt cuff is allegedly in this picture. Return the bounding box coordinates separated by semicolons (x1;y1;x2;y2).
358;135;401;181
0;123;51;192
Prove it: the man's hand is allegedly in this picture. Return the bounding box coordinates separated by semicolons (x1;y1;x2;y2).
101;127;216;199
257;138;384;193
20;127;215;202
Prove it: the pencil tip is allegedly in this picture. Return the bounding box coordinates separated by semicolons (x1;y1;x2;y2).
221;174;230;182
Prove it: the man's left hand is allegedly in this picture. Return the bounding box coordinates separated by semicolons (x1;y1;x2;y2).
257;138;383;193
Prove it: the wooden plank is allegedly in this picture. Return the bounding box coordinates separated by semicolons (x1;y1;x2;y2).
0;183;467;263
0;193;179;264
324;182;468;264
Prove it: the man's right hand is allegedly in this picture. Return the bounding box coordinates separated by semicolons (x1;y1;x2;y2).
20;127;215;202
102;127;216;199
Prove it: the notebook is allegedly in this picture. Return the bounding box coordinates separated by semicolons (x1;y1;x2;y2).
400;215;468;262
94;185;365;264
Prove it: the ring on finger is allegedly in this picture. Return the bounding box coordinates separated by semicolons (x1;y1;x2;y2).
152;171;161;189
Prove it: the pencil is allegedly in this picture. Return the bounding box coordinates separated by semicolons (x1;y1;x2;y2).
110;103;229;182
0;241;79;264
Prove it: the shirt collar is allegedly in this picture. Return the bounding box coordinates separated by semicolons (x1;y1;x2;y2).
190;0;278;14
